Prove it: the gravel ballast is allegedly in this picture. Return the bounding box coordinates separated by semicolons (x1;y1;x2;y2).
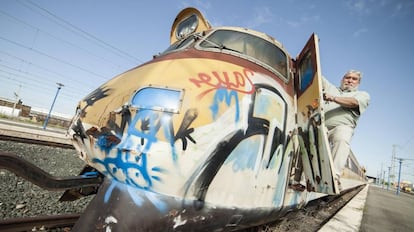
0;140;93;220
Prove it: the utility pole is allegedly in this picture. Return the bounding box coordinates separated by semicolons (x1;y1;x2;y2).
11;84;21;117
43;83;64;130
387;166;391;191
396;157;414;195
376;170;380;185
391;145;397;184
396;158;403;195
380;163;383;187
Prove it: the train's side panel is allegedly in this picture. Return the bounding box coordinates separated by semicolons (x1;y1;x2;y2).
341;151;368;189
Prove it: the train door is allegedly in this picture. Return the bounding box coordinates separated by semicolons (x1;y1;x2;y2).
293;34;339;194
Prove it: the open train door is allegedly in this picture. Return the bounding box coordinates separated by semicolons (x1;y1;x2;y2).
294;34;339;194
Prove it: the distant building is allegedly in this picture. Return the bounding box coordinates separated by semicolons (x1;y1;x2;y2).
30;107;73;128
0;97;72;128
0;97;31;117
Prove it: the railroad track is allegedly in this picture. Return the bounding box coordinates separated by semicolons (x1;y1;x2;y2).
0;133;93;230
0;214;80;232
251;185;365;231
0;121;73;149
0;134;74;149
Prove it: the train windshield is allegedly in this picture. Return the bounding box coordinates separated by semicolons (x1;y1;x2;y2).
162;34;197;54
199;29;288;77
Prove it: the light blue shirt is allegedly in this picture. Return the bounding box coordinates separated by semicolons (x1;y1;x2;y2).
322;77;370;129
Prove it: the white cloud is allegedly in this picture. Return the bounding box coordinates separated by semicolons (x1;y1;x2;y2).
389;1;414;18
286;15;320;28
346;0;414;18
352;28;368;37
346;0;371;14
246;7;273;29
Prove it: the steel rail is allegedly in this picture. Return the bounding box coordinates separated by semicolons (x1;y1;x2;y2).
0;214;80;232
0;134;74;149
247;184;366;231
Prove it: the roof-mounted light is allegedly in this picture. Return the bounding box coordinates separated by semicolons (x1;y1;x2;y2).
176;14;198;40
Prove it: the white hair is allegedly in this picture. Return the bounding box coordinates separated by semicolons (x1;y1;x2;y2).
344;69;363;81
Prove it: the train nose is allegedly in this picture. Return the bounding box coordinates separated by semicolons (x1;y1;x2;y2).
72;178;192;232
67;65;202;229
69;84;186;188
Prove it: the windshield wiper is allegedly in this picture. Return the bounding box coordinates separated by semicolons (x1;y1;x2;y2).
197;34;241;54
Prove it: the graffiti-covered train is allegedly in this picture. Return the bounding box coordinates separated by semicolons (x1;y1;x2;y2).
68;7;366;231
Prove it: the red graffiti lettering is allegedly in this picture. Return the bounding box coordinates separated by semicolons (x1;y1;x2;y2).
189;68;255;99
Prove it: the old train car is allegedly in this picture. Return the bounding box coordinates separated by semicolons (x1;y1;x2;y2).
67;7;366;231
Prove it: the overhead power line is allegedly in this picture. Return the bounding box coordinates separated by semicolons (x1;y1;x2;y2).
0;36;109;81
18;0;143;64
0;10;132;72
0;50;97;91
0;74;78;100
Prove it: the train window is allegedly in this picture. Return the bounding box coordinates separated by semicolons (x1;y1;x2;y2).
199;29;288;78
298;51;314;92
162;35;197;54
130;87;183;113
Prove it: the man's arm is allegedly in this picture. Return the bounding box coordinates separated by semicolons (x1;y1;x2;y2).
324;94;359;108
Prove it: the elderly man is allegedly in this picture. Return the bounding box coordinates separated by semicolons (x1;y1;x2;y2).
323;70;370;188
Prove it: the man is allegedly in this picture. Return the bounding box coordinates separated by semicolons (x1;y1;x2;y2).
323;70;370;188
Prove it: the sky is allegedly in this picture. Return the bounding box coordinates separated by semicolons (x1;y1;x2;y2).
1;0;413;183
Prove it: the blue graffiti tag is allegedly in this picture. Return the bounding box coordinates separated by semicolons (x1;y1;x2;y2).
224;135;262;171
92;150;163;190
118;110;177;160
209;88;240;122
104;181;168;213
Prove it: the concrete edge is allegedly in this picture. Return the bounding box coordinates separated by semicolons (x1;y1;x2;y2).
318;184;369;232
